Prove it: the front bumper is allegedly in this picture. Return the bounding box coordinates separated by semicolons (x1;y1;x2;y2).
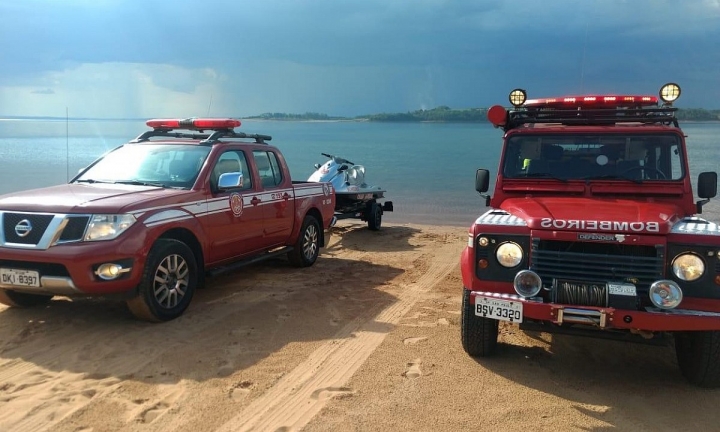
0;242;145;296
471;290;720;332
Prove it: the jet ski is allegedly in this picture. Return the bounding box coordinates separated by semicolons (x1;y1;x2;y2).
308;153;393;230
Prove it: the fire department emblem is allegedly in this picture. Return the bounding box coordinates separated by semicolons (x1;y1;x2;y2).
230;193;243;217
323;184;330;196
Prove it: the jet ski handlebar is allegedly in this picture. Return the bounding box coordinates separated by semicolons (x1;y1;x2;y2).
320;153;354;165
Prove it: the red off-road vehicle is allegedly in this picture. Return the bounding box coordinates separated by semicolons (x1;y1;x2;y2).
461;84;720;387
0;118;336;322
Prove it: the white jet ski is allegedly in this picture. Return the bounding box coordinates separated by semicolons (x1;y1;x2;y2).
308;153;393;230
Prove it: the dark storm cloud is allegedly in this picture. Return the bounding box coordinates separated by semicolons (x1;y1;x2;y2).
1;0;718;115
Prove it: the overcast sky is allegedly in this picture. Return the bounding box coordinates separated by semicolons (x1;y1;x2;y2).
1;0;718;118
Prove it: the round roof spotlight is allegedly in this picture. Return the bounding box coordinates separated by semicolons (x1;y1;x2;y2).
659;83;681;104
509;89;527;107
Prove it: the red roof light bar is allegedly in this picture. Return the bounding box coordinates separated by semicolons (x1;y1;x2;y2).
524;95;658;109
146;118;242;130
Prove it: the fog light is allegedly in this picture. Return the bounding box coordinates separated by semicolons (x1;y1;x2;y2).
514;270;542;298
95;263;125;281
649;280;683;309
478;237;489;247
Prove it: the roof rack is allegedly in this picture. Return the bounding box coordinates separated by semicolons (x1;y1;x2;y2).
504;106;679;131
130;129;272;144
490;84;683;132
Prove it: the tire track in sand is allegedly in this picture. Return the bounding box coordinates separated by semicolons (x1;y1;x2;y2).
213;241;461;432
0;290;276;432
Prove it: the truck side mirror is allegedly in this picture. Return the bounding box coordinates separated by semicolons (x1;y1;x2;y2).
696;171;717;213
475;169;491;206
698;172;717;199
475;169;490;193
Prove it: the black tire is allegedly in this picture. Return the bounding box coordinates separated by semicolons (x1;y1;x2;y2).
126;239;198;322
0;289;53;308
288;215;320;268
675;331;720;388
461;288;499;357
367;201;382;231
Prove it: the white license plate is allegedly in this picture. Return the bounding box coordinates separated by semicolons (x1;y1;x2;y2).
475;296;523;323
608;283;637;296
0;268;40;288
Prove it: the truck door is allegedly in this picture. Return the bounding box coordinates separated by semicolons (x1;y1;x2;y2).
203;150;265;263
252;150;295;247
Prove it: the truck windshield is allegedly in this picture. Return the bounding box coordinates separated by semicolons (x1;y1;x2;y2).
502;133;684;182
75;144;212;189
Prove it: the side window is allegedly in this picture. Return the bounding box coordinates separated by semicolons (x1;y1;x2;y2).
211;150;252;191
253;150;283;188
669;143;682;180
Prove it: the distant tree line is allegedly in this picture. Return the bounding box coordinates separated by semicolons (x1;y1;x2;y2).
675;108;720;121
243;107;719;123
360;106;488;122
244;112;347;121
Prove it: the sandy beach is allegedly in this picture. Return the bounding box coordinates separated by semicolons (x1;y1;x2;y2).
1;220;720;432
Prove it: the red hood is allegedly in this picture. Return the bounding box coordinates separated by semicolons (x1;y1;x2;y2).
501;197;684;234
0;184;188;214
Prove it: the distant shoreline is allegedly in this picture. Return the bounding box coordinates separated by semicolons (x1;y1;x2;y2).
2;114;719;124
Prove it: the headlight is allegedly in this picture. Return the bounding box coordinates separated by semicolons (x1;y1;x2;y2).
672;253;705;281
84;214;136;241
496;242;523;268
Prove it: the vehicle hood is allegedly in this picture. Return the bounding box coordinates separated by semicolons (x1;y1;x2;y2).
501;197;684;234
0;184;185;214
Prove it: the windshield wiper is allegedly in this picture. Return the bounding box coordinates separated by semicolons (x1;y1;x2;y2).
75;179;114;184
113;180;167;188
581;174;643;184
523;172;568;182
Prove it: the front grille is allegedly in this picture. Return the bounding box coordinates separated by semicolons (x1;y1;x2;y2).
531;239;664;295
3;213;54;245
59;216;90;242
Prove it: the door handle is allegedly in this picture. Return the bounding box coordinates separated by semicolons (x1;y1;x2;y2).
251;196;261;206
282;193;291;200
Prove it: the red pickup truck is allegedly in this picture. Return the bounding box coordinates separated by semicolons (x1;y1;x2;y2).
0;118;336;322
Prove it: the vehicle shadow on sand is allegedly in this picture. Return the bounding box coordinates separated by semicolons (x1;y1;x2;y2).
475;327;720;431
0;255;403;387
326;223;423;253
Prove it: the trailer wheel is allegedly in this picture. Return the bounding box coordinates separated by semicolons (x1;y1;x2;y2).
288;215;320;267
675;331;720;388
126;239;197;322
461;288;498;357
367;201;382;231
0;289;53;308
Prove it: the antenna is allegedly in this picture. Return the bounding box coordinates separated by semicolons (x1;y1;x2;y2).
579;23;588;93
207;94;213;116
66;107;69;182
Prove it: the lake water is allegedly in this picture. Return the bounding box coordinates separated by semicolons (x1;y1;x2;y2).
0;119;718;226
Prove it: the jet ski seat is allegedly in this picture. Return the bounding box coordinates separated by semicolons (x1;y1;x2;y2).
346;165;366;186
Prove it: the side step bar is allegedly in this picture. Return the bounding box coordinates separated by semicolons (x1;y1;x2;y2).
206;246;293;277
